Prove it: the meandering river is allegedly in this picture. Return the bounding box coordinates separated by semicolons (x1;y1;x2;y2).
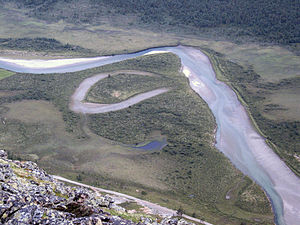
1;46;300;225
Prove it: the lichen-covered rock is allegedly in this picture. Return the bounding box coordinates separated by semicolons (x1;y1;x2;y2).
98;195;115;208
141;216;154;225
0;150;7;159
0;150;194;225
161;217;179;225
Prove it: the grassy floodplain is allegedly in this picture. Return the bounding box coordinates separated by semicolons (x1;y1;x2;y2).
0;1;299;224
0;69;15;80
0;53;273;224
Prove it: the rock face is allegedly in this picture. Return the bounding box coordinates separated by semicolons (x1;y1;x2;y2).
0;150;193;225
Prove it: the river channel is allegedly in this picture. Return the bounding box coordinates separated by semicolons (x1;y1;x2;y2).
0;46;299;225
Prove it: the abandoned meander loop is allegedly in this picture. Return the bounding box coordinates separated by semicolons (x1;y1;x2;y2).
0;45;300;225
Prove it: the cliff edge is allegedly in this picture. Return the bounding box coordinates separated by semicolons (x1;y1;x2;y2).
0;150;193;225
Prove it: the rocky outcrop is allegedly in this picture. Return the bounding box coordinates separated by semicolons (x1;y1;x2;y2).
0;150;193;225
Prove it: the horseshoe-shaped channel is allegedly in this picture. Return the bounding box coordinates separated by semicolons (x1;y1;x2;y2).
70;70;170;114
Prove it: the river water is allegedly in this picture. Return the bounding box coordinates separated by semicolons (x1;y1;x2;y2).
0;46;299;225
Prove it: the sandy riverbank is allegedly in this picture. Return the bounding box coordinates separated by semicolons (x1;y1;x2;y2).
0;56;107;69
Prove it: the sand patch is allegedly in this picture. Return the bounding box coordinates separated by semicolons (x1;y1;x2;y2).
0;56;107;69
112;90;121;98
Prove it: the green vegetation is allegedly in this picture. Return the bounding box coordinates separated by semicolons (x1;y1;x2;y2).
0;69;15;80
203;48;300;176
4;0;299;44
0;53;273;224
0;1;298;224
88;54;215;148
0;3;177;56
103;207;155;224
86;73;170;104
235;177;271;214
0;37;92;53
119;202;142;211
1;2;299;60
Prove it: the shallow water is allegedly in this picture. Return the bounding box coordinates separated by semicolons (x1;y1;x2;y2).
133;139;167;151
1;46;300;225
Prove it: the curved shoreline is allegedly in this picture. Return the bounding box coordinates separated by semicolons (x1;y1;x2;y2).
0;45;300;225
176;46;300;225
70;70;170;114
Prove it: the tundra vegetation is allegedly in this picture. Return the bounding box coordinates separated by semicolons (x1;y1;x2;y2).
3;0;299;44
86;73;171;104
0;37;93;54
0;69;15;80
0;0;299;224
0;54;273;224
